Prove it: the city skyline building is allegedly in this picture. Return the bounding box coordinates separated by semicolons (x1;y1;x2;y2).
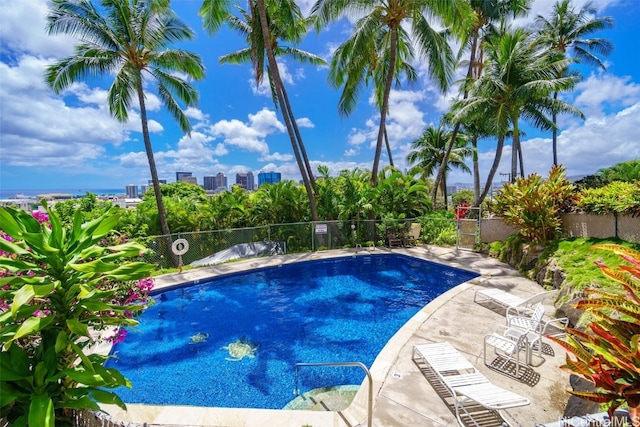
215;172;227;191
235;172;254;190
125;184;138;198
258;171;281;187
176;171;192;182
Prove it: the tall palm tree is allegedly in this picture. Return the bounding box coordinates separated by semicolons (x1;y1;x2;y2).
406;122;472;209
311;0;472;187
201;0;322;220
453;26;583;202
45;0;205;250
329;24;418;170
217;2;325;195
535;0;613;166
431;0;530;207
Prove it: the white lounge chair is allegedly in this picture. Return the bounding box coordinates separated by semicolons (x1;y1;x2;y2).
413;342;531;427
484;323;534;376
506;302;568;360
474;288;556;313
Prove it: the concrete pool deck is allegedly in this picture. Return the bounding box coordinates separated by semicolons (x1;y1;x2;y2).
100;245;572;427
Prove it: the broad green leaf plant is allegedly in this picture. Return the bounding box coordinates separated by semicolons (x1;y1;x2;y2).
491;165;574;243
550;244;640;426
0;204;155;426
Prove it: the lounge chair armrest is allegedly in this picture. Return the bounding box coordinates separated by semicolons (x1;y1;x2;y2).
506;304;536;319
541;317;569;335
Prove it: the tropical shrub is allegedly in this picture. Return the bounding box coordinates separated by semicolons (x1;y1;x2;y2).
576;181;640;216
0;204;155;426
491;165;574;243
419;211;457;246
549;244;640;425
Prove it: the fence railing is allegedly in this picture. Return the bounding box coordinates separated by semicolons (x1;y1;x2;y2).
480;213;640;244
141;217;461;269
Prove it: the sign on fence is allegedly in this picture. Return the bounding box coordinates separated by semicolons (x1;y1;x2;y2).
315;223;328;234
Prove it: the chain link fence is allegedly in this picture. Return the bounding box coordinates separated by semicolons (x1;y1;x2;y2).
140;217;461;269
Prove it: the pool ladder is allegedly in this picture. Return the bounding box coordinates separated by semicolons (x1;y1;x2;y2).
293;361;373;427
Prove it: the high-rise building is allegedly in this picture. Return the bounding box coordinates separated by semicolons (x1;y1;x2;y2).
149;179;167;184
235;172;254;190
182;176;198;185
247;171;254;190
203;175;215;191
176;171;192;182
258;171;281;187
215;172;227;190
125;184;138;198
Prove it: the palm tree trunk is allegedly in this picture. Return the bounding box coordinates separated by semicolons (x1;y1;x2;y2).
441;175;448;210
512;118;523;181
136;80;176;265
432;29;479;207
254;0;318;220
472;137;480;206
279;82;318;196
511;119;518;183
479;135;505;204
371;26;398;187
552;91;558;166
384;126;394;167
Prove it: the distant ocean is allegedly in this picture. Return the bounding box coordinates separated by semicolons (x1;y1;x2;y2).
0;189;125;199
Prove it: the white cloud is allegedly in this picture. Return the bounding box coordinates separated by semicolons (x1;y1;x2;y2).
209;108;285;154
0;0;76;58
185;107;208;122
348;129;367;146
574;73;640;117
260;152;294;162
344;148;358;157
296;117;315;128
118;152;150;168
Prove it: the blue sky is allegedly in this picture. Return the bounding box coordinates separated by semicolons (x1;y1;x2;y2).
0;0;639;192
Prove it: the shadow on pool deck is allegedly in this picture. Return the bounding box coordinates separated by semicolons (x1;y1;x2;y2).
100;245;571;427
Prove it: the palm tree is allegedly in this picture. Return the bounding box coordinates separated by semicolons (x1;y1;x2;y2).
535;0;613;166
328;23;418;171
200;0;322;221
453;27;584;203
407;122;472;210
431;0;531;207
311;0;472;187
45;0;204;254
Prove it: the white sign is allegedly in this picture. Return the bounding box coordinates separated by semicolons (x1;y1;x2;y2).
171;238;189;255
315;224;328;234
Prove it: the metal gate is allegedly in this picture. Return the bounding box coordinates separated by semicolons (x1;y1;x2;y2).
456;207;481;250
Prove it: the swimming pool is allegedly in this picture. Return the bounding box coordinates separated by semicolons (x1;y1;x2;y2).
106;254;478;409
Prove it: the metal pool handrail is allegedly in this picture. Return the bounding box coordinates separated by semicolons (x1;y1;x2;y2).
294;361;373;427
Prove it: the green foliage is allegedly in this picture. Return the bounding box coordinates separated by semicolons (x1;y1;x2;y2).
418;211;457;246
576;181;640;216
542;238;638;293
492;165;574;243
54;193;114;227
451;189;474;207
549;244;640;418
598;160;640;183
142;182;207;201
0;204;155;426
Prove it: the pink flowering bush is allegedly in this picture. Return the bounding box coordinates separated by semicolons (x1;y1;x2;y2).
0;203;155;425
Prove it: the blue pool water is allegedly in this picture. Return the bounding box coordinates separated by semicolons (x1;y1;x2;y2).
106;254;478;409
